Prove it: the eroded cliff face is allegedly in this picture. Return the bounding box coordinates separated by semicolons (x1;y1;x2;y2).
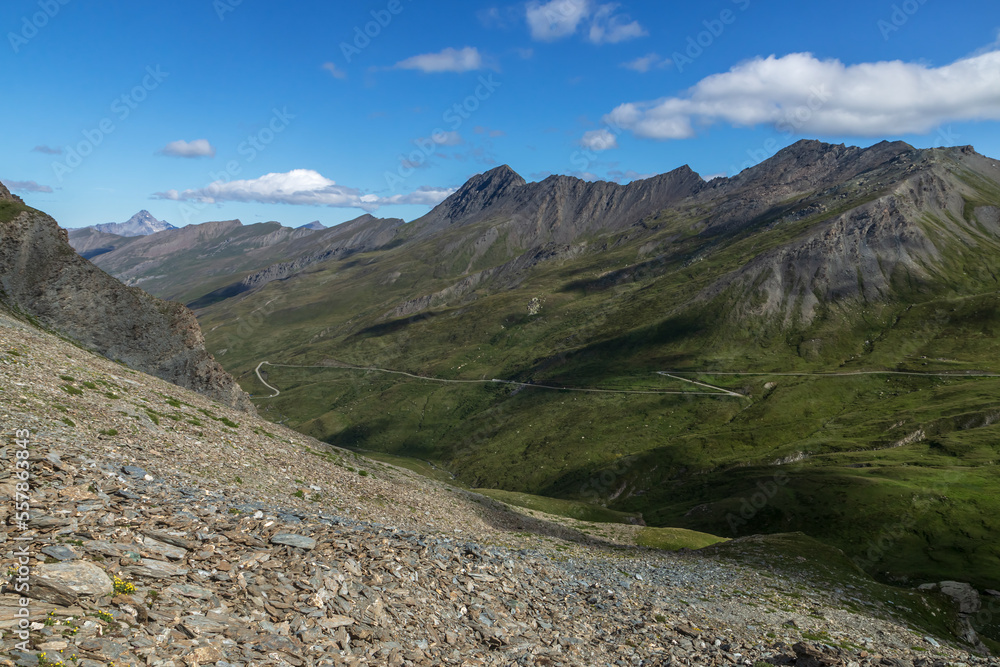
0;183;255;412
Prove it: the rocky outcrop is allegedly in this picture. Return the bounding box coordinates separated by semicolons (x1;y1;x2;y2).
0;193;254;412
918;581;987;649
0;182;24;204
415;163;706;245
697;143;1000;323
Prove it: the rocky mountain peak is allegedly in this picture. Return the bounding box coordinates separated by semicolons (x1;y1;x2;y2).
432;165;528;224
93;210;176;237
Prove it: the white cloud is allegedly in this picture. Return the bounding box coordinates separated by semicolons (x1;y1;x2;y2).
606;50;1000;140
160;139;216;159
2;179;52;193
580;128;619;151
379;186;458;207
588;4;646;44
152;169;454;212
322;62;347;79
526;0;590;41
526;0;645;44
394;47;483;73
621;53;669;73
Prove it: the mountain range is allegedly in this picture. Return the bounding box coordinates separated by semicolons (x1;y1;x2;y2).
72;140;1000;598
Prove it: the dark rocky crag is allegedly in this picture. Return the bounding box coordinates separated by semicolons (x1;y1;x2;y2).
0;182;254;412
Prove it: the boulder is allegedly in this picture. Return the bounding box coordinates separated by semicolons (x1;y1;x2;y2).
27;561;113;604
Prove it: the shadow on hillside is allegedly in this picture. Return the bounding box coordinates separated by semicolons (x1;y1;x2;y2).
353;311;437;338
457;489;636;551
517;309;711;385
188;282;249;309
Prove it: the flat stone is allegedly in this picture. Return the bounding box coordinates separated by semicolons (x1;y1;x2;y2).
29;512;72;529
76;502;106;512
41;544;80;561
256;633;299;654
121;465;147;479
179;614;231;636
83;539;142;559
123;558;189;579
141;529;198;550
142;535;188;560
270;533;316;550
318;614;355;629
165;583;217;601
27;561;113;604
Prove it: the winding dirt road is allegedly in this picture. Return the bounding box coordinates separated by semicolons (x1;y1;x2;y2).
252;361;744;399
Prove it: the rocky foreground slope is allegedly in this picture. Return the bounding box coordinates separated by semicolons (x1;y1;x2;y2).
1;313;994;666
0;184;252;412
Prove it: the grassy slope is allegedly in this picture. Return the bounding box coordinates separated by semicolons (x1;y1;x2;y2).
199;159;1000;593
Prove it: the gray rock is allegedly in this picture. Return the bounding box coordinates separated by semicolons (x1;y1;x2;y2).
27;561;113;604
271;533;317;550
123;558;189;579
141;535;188;560
41;544;80;561
122;465;147;479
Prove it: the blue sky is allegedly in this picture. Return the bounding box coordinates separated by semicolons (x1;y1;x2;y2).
2;0;999;229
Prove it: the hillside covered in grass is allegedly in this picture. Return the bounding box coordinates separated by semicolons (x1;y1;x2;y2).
86;140;1000;593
